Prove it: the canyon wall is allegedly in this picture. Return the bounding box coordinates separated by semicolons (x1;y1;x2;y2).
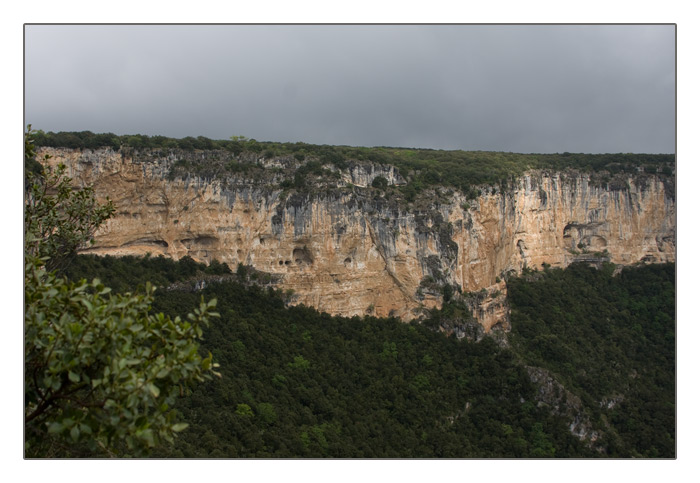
40;147;675;329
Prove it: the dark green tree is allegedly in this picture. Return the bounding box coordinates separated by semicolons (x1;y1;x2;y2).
371;176;389;189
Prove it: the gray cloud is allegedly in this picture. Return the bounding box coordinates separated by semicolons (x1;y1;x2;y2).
24;24;675;153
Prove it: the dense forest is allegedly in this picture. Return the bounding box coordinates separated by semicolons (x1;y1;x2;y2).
508;263;675;457
65;254;675;458
33;130;675;201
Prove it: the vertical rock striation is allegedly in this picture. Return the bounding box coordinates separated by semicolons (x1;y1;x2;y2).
40;147;675;328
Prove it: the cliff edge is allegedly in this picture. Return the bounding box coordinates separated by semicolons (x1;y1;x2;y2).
40;147;675;329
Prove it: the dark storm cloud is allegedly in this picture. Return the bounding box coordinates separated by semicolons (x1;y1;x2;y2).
24;24;675;153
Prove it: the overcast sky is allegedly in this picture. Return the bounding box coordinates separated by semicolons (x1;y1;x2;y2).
24;24;675;154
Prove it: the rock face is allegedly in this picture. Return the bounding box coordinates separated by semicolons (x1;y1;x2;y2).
41;147;676;328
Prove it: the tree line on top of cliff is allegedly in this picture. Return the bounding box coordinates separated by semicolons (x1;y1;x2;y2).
33;130;675;202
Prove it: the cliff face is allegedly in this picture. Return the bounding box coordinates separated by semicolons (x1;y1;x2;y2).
41;147;675;329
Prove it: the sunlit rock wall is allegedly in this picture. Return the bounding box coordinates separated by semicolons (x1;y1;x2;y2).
40;147;675;329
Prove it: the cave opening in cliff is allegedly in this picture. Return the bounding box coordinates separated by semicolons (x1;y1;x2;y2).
293;246;314;265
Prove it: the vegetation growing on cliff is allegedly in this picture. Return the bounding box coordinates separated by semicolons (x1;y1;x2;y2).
33;130;675;201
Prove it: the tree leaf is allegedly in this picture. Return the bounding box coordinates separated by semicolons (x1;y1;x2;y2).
47;422;63;434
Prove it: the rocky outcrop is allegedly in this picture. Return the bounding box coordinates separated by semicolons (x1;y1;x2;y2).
40;147;675;328
525;366;600;445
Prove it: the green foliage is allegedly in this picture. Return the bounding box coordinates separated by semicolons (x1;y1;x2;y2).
25;125;115;276
257;402;278;425
24;128;219;457
32;129;122;150
288;355;311;370
24;163;115;274
139;273;587;458
32;130;675;203
63;253;231;294
24;125;45;177
235;404;254;417
24;269;219;457
64;253;673;458
380;341;398;360
442;284;454;302
371;175;389;189
508;262;675;457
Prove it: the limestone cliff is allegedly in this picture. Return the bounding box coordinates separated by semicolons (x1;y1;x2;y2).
39;147;675;329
